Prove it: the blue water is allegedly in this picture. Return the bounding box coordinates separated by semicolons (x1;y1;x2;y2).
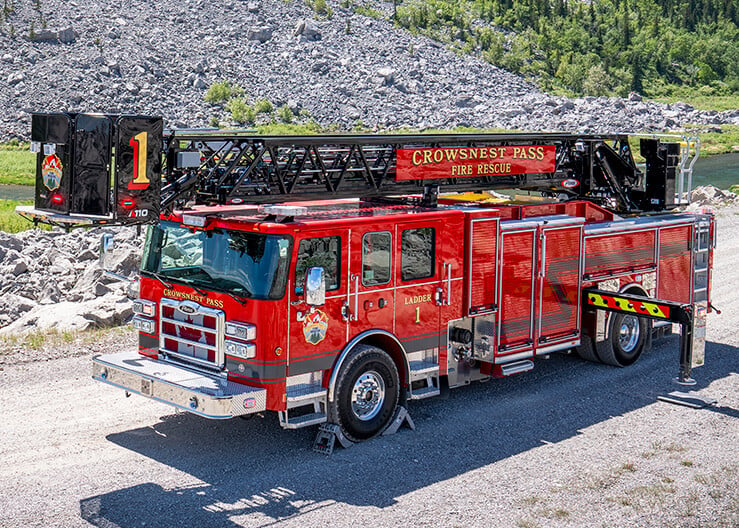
692;152;739;189
2;153;737;201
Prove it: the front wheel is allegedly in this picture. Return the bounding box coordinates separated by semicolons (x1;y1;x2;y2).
329;345;399;442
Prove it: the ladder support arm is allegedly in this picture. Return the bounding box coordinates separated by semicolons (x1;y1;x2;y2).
582;288;696;384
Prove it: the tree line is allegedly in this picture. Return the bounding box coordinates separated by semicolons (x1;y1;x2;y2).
395;0;739;97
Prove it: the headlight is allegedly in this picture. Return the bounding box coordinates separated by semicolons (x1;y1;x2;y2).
132;315;156;334
225;340;256;359
225;321;256;341
132;299;156;317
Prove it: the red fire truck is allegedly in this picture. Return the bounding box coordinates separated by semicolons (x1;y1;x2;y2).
18;113;713;451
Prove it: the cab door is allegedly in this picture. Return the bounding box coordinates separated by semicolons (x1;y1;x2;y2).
287;230;349;376
344;223;397;338
393;220;445;354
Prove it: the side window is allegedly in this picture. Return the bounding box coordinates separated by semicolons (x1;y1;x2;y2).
295;236;341;294
401;227;435;281
362;231;391;286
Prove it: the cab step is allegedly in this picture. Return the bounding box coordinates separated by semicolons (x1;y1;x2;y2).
409;383;441;400
408;356;441;400
409;359;439;380
279;410;327;429
279;375;328;429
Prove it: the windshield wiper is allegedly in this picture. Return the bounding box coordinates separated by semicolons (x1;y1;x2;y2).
176;277;211;298
224;290;249;306
142;270;173;289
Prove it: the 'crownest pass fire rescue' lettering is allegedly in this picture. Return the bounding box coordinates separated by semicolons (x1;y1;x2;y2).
396;145;556;180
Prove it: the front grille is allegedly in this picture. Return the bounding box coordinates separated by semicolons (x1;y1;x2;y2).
160;298;225;369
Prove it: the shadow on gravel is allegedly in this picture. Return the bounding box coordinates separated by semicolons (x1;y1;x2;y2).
80;337;738;527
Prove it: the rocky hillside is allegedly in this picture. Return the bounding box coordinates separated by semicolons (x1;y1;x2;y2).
1;0;738;140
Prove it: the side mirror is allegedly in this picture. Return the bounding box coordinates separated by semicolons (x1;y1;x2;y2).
99;233;139;296
305;267;326;306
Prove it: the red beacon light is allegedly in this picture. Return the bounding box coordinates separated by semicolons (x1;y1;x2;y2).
121;198;136;210
51;193;64;204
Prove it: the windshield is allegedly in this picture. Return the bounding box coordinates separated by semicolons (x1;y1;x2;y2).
142;222;292;300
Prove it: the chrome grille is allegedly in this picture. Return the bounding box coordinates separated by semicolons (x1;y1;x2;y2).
160;298;225;369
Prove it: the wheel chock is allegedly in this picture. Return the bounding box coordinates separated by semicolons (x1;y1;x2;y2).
313;423;354;455
382;406;415;436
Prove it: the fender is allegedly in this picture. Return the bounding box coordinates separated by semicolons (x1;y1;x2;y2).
327;329;410;401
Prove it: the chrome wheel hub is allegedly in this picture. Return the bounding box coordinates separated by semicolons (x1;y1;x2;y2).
351;371;385;421
618;315;640;353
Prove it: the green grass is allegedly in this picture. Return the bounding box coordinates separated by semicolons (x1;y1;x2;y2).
1;325;131;353
0;199;49;233
650;94;739;113
0;147;35;185
686;124;739;156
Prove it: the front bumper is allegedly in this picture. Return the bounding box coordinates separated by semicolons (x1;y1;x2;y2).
92;351;267;419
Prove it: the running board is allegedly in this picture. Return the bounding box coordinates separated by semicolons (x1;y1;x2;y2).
497;359;535;377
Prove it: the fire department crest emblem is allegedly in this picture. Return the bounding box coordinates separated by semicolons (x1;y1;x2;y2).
41;154;63;191
302;309;329;345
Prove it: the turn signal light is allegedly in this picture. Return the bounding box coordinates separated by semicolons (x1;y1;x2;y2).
225;340;256;359
132;315;155;334
225;321;256;341
132;299;156;317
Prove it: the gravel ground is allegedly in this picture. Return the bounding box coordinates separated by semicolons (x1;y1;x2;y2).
0;206;737;528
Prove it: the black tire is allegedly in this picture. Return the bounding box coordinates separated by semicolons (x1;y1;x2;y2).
597;312;651;367
329;345;399;442
575;334;601;363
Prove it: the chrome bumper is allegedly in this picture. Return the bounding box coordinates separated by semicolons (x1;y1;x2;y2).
92;351;267;419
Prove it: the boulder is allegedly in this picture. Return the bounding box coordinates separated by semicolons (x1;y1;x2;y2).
247;26;273;43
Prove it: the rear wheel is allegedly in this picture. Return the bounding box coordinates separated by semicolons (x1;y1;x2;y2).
598;312;651;367
329;345;399;442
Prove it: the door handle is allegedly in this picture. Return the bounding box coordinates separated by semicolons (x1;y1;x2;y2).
539;233;547;278
341;301;350;322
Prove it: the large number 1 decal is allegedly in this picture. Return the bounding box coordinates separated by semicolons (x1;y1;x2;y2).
128;131;149;190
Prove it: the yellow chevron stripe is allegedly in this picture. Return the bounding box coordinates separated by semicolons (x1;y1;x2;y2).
587;293;669;319
639;301;668;319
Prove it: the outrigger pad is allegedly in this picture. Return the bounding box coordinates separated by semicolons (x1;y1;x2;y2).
657;391;717;409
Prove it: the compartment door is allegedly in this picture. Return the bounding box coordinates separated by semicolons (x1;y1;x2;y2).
497;224;537;355
32;113;73;213
114;116;163;224
537;223;583;347
72;114;112;216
